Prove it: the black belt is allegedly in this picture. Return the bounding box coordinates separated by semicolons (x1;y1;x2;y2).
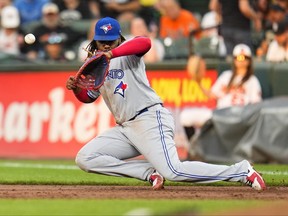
129;103;163;121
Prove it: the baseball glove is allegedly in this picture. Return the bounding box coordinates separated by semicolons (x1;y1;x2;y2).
75;52;110;90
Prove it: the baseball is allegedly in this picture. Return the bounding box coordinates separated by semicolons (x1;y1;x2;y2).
24;33;36;44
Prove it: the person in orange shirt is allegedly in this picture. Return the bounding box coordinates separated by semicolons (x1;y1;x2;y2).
157;0;200;39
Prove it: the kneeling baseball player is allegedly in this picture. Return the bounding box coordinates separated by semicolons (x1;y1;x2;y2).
66;17;266;191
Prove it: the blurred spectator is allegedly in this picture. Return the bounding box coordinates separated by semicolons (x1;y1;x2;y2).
91;0;141;22
157;0;200;40
126;16;164;63
209;0;262;56
13;0;50;25
85;0;101;18
26;2;85;61
266;3;287;24
0;5;26;56
43;38;67;62
256;31;274;59
192;11;226;58
256;3;288;59
52;0;93;24
251;0;271;34
266;19;288;62
137;0;160;32
252;0;271;19
180;44;262;146
253;0;271;16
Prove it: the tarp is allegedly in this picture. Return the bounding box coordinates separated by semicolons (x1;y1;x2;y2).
194;96;288;164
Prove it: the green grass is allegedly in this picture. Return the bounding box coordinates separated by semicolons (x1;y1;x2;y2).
0;159;287;216
0;159;145;186
0;159;287;186
0;199;267;216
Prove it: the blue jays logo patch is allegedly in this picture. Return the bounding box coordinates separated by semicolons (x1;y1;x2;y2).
100;24;112;34
114;81;127;97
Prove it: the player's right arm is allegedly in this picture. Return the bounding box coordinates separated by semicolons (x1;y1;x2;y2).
66;76;97;103
105;36;151;59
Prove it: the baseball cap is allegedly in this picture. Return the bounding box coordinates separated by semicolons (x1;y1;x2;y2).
233;44;252;57
269;4;286;13
1;5;20;28
94;17;122;41
272;20;287;35
201;11;219;29
42;3;59;14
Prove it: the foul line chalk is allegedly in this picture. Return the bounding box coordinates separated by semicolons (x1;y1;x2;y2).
0;162;78;170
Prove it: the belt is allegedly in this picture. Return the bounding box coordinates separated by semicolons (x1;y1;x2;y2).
129;103;163;121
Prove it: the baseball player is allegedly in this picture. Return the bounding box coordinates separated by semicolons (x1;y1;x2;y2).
66;17;266;191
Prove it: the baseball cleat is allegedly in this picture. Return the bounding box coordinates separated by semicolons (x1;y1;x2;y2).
149;171;165;190
245;165;266;191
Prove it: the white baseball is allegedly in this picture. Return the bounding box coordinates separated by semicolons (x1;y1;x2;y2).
24;33;36;44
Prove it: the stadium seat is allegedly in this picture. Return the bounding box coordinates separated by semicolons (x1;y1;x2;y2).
161;37;189;60
192;37;221;58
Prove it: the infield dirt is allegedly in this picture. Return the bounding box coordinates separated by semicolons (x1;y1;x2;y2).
0;185;287;200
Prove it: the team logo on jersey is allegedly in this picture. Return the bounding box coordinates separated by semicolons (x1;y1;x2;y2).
114;81;127;97
100;24;112;34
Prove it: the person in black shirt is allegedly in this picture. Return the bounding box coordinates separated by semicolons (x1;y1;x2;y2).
26;2;85;61
209;0;262;56
52;0;93;23
92;0;141;21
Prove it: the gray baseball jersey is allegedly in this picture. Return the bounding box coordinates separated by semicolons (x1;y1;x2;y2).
101;55;162;124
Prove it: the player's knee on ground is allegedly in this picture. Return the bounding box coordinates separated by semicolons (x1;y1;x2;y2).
75;153;89;172
75;152;104;172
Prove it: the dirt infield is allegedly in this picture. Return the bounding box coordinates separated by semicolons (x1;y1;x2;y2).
0;185;287;200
